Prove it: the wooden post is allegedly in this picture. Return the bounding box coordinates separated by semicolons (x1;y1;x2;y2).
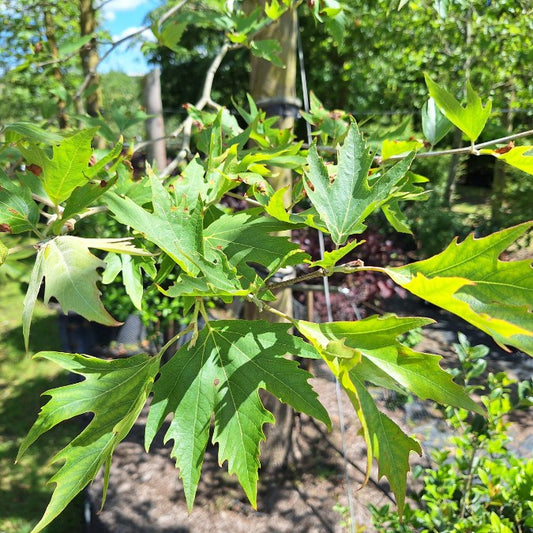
244;0;301;471
143;68;167;171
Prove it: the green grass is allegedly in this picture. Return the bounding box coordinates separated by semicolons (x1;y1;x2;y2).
0;280;84;533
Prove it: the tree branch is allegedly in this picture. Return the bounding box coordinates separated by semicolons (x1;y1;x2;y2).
74;0;188;104
160;42;233;177
265;260;381;293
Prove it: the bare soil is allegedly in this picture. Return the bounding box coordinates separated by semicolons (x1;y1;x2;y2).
85;301;533;533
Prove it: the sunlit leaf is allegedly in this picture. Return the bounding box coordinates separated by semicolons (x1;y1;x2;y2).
424;74;491;143
484;145;533;176
304;122;415;244
385;222;533;355
41;128;99;205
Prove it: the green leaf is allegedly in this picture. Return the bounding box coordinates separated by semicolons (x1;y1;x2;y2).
265;0;287;20
350;373;421;515
295;315;480;412
424;74;491;143
305;239;362;270
41;128;98;205
17;352;160;533
250;39;284;67
204;208;308;288
385;222;533;356
0;239;7;265
59;176;117;224
1;122;64;144
304;122;415;244
57;35;93;58
145;320;330;509
295;314;483;513
22;237;121;346
22;248;45;351
422;97;452;146
0;168;40;234
105;176;204;275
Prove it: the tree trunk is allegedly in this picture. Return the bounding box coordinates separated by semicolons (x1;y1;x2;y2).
44;10;68;129
244;0;301;472
143;68;167;171
79;0;102;119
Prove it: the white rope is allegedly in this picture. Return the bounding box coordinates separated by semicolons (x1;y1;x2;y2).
297;18;357;533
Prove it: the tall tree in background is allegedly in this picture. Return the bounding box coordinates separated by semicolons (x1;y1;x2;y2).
79;0;102;118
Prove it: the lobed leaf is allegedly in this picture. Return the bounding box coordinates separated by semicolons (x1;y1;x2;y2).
385;222;533;356
41;128;99;205
17;352;160;533
483;145;533;176
304;122;414;244
204;207;308;288
145;320;330;509
424;74;491;143
23;236;123;349
295;314;480;513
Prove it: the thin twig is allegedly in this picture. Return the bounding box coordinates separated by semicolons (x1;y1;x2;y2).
74;0;188;104
160;42;233;177
309;129;533;162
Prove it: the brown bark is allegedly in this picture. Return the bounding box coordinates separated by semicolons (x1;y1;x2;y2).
44;10;68;128
79;0;102;118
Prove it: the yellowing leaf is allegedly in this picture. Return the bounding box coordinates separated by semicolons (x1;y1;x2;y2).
0;239;7;265
381;139;424;161
385;222;533;355
485;145;533;175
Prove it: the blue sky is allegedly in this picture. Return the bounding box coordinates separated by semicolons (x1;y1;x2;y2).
99;0;161;76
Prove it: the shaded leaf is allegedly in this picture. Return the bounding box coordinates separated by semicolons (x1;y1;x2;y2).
204;208;308;288
0;168;40;234
422;97;452;146
145;320;330;509
17;352;159;533
1;122;64;144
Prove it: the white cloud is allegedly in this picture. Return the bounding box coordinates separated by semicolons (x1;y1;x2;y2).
113;25;155;43
100;0;148;21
